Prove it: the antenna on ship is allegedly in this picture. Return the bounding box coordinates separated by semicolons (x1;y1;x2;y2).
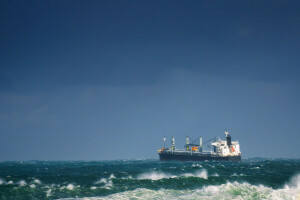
186;136;189;145
225;130;229;136
186;136;190;151
199;136;202;152
163;136;166;148
171;136;175;150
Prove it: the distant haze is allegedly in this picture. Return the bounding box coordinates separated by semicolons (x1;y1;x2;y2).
0;0;300;160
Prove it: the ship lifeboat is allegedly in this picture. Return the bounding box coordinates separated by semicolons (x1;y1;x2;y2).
231;146;235;152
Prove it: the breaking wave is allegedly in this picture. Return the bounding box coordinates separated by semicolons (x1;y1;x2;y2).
1;160;300;199
63;174;300;199
94;174;115;188
18;180;27;186
59;173;300;200
60;184;79;190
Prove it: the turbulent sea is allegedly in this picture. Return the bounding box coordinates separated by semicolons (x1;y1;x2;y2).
0;159;300;200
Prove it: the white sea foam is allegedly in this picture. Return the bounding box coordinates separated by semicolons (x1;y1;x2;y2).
95;177;113;188
95;178;107;184
192;163;202;168
58;174;300;200
29;184;36;188
231;173;238;176
66;176;300;200
60;184;79;190
289;173;300;189
137;169;208;180
67;184;75;190
285;173;300;199
46;189;52;197
109;174;115;179
18;180;27;186
102;180;113;189
194;170;208;179
95;174;116;185
7;180;13;184
137;171;175;180
121;175;133;179
127;175;133;179
33;179;41;184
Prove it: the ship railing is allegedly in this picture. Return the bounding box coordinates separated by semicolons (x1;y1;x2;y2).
161;149;212;155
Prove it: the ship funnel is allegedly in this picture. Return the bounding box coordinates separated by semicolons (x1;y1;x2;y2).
171;137;175;150
226;131;232;147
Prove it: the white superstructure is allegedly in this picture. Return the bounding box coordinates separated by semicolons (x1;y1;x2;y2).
211;131;241;157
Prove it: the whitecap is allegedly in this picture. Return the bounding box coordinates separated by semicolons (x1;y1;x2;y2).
95;178;107;184
81;178;299;200
285;173;300;200
104;180;113;189
18;180;27;186
137;169;208;180
95;178;113;189
192;163;202;168
30;184;36;188
288;173;300;189
33;179;42;184
46;189;52;197
109;174;115;179
194;170;208;179
7;180;13;185
67;184;74;190
121;175;133;179
137;171;175;180
60;184;79;190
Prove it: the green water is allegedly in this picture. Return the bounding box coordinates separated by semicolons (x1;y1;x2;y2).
0;159;299;199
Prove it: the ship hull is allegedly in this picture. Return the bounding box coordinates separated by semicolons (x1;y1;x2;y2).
159;152;241;162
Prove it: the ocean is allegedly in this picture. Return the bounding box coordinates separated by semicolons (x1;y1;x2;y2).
0;159;299;199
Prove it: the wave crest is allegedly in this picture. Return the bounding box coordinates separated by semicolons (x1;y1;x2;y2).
80;181;297;200
137;169;208;180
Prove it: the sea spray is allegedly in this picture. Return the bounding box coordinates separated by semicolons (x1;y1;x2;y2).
0;159;299;199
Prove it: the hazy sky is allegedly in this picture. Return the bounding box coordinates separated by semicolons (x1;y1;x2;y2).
1;0;300;160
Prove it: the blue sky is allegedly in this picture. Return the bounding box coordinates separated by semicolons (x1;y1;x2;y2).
0;0;300;160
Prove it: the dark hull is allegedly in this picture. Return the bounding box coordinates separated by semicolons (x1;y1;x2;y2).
159;153;241;162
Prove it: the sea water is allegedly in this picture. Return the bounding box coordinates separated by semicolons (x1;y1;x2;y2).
0;159;299;199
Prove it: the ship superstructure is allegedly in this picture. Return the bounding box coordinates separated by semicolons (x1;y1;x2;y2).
158;131;241;161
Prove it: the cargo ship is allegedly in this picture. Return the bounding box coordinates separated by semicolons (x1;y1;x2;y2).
158;131;241;161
